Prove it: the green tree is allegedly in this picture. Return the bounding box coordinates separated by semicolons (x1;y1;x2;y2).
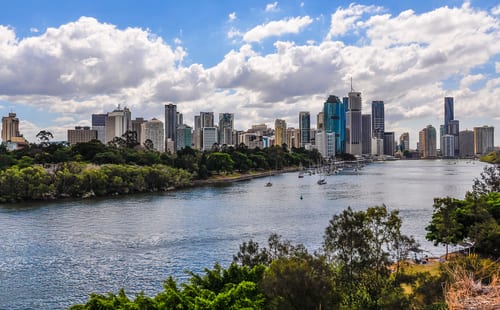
36;130;53;147
206;152;234;174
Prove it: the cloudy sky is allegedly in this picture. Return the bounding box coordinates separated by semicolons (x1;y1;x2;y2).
0;0;499;148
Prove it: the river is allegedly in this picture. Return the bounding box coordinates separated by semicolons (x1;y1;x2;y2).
0;159;487;309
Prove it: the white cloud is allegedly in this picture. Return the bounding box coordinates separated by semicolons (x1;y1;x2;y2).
459;74;485;89
228;12;237;21
30;27;39;33
174;37;182;45
265;2;278;12
496;62;500;73
326;3;383;39
300;2;304;8
243;16;313;43
227;28;243;39
492;4;500;15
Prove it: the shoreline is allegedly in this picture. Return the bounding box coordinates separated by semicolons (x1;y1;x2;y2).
191;166;300;186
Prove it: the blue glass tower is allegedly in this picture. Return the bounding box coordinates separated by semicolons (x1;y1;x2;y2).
444;97;454;132
323;95;345;154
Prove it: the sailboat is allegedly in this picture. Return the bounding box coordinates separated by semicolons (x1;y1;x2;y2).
317;167;327;185
265;170;273;187
298;162;304;178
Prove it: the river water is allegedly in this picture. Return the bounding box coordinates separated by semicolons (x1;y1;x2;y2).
0;159;487;309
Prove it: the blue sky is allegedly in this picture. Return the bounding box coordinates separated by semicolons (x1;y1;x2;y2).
0;0;499;147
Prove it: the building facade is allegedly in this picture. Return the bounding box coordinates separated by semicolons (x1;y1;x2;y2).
218;113;234;146
176;124;193;151
141;118;164;152
274;119;287;147
399;132;410;152
362;114;372;155
459;130;474;158
323;95;345;154
383;132;395;156
371;101;385;139
165;104;177;152
67;126;97;145
1;112;21;143
105;106;131;143
474;126;495;155
299;111;310;148
346;91;362;155
419;125;437;158
91;114;106;143
441;134;455;158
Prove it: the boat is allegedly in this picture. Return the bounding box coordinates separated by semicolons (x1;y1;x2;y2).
265;170;273;187
317;178;327;185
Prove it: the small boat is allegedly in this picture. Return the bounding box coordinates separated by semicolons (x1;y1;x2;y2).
317;179;327;185
265;181;273;187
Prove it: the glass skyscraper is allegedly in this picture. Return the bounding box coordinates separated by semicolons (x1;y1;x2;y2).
165;104;177;152
323;95;345;154
299;111;310;148
371;101;385;139
444;97;454;130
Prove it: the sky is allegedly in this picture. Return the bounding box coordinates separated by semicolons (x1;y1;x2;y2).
0;0;499;148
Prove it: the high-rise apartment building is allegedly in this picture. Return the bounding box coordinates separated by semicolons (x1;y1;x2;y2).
91;114;106;143
371;101;384;139
444;97;454;130
176;124;193;151
67;126;97;145
1;112;21;142
399;132;410;152
419;125;437;158
299;111;310;148
141;118;164;152
165;104;177;152
323;95;345;154
105;106;131;143
362;114;372;154
202;127;218;151
315;130;335;159
193;112;214;150
316;112;324;130
459;130;474;158
132;117;146;144
441;134;455;158
346;90;362;155
473;126;495;155
218;113;234;146
274;119;287;147
383;132;395;156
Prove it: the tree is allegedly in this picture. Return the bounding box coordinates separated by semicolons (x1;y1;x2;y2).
36;130;53;147
121;130;139;149
206;152;234;174
323;205;419;308
469;165;500;198
143;139;154;151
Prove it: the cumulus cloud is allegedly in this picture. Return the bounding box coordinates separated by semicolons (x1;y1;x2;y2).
1;3;499;145
228;12;237;21
266;2;278;12
492;4;500;15
30;27;39;33
326;3;383;39
243;16;313;43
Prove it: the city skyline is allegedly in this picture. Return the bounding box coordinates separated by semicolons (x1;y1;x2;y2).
0;1;499;148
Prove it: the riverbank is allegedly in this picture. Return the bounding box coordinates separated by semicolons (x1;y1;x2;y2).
191;166;300;186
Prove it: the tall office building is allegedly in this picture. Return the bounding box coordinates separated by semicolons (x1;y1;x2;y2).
132;117;146;144
299;111;310;148
286;127;299;149
165;104;177;152
141;118;164;152
473;126;495;155
323;95;345;154
193;112;214;150
442;135;455;158
316;112;324;130
1;112;21;142
315;130;335;159
67;126;98;145
459;130;474;158
218;113;234;146
383;132;395;156
274;119;287;147
105;105;131;143
448;119;460;156
361;114;372;154
419;125;437;158
177;124;193;151
399;132;410;152
202;127;218;151
91;114;106;143
371;101;385;139
346;90;362;155
444;97;454;130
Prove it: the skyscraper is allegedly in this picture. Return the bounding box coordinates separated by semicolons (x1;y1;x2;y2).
299;111;310;148
473;126;494;155
105;105;131;143
459;130;474;158
218;113;234;146
361;114;371;154
444;97;454;130
371;101;385;139
165;104;177;152
91;114;106;143
383;132;395;156
132;117;146;144
399;132;410;152
419;125;437;158
141;118;164;152
346;90;362;156
176;124;193;151
323;95;345;154
1;112;21;142
442;135;455;158
274;119;287;147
